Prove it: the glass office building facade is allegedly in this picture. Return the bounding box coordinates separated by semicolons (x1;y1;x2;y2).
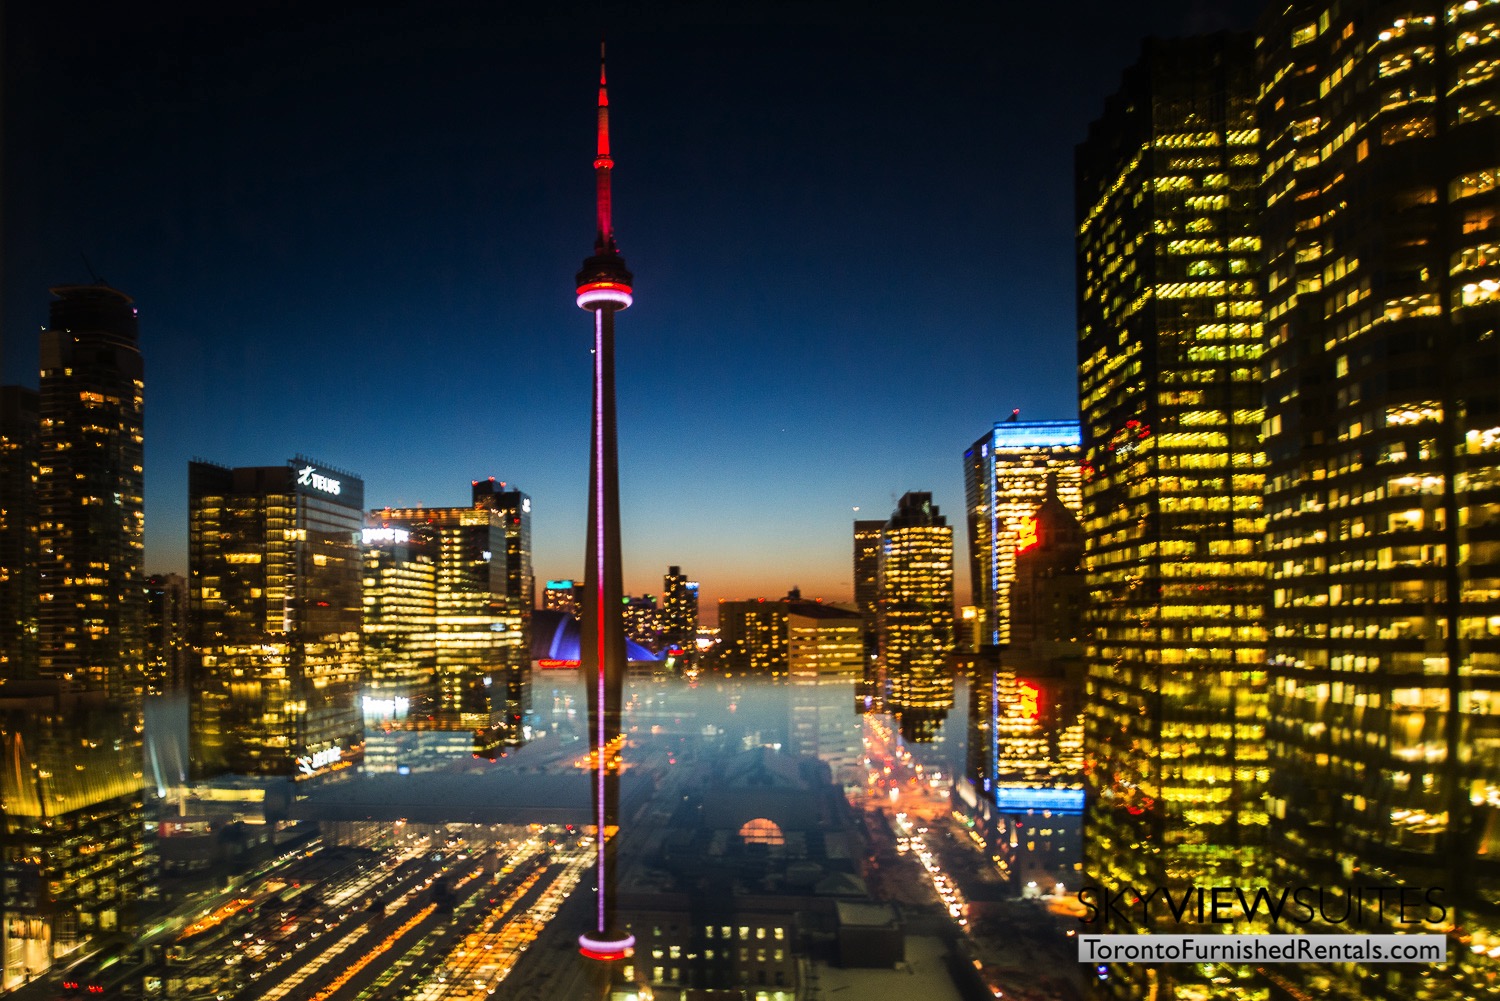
963;420;1083;649
370;506;527;738
1259;2;1500;996
189;459;365;780
878;492;956;741
1076;34;1269;1000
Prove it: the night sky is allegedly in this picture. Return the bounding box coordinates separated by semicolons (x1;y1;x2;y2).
3;0;1265;616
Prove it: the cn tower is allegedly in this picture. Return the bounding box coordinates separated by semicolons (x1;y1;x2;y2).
575;42;635;972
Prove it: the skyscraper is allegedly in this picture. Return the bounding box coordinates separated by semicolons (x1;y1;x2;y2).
0;386;38;679
1076;34;1268;1000
963;418;1083;649
853;519;884;702
2;285;151;981
1009;477;1087;654
36;285;145;697
1258;3;1500;996
369;505;525;734
853;520;884;616
877;491;955;742
189;458;365;780
574;43;635;972
472;477;534;610
143;573;188;695
360;525;438;711
661;565;699;659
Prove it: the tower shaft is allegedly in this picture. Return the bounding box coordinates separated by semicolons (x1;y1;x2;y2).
575;42;635;969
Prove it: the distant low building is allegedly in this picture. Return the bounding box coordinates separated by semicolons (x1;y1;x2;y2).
542;579;583;617
716;592;864;678
787;605;863;679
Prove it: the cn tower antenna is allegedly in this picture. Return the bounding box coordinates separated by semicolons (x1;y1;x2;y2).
594;38;616;256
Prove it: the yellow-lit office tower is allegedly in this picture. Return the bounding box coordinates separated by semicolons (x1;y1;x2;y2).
877;492;956;742
37;286;145;698
963;418;1083;649
369;505;525;741
1258;4;1500;998
189;459;365;780
1076;35;1268;1000
361;525;438;711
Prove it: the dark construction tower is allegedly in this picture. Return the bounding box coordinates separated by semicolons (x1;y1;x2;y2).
575;43;635;971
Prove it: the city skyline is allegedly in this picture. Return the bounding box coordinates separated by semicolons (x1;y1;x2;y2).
0;0;1496;996
1;0;1266;609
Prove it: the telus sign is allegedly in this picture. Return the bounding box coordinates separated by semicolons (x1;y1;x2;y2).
297;746;343;776
296;464;342;496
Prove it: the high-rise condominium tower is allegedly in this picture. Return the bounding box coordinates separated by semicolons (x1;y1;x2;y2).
1259;3;1500;996
189;459;365;779
963;418;1083;649
37;285;145;697
0;385;39;679
1;286;151;983
878;492;955;742
1076;35;1268;1000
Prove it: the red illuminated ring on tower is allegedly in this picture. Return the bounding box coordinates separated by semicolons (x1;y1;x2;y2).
576;283;634;309
578;932;635;960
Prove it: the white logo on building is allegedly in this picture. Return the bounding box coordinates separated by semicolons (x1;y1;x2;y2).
296;746;344;775
296;464;342;496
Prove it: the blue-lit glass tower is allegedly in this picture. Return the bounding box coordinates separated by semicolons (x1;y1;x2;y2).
963;418;1083;649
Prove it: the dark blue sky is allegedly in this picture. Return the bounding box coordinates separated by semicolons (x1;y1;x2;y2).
3;0;1264;613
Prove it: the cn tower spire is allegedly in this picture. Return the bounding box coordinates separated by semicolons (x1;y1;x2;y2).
577;39;632;305
594;40;615;255
576;40;635;980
